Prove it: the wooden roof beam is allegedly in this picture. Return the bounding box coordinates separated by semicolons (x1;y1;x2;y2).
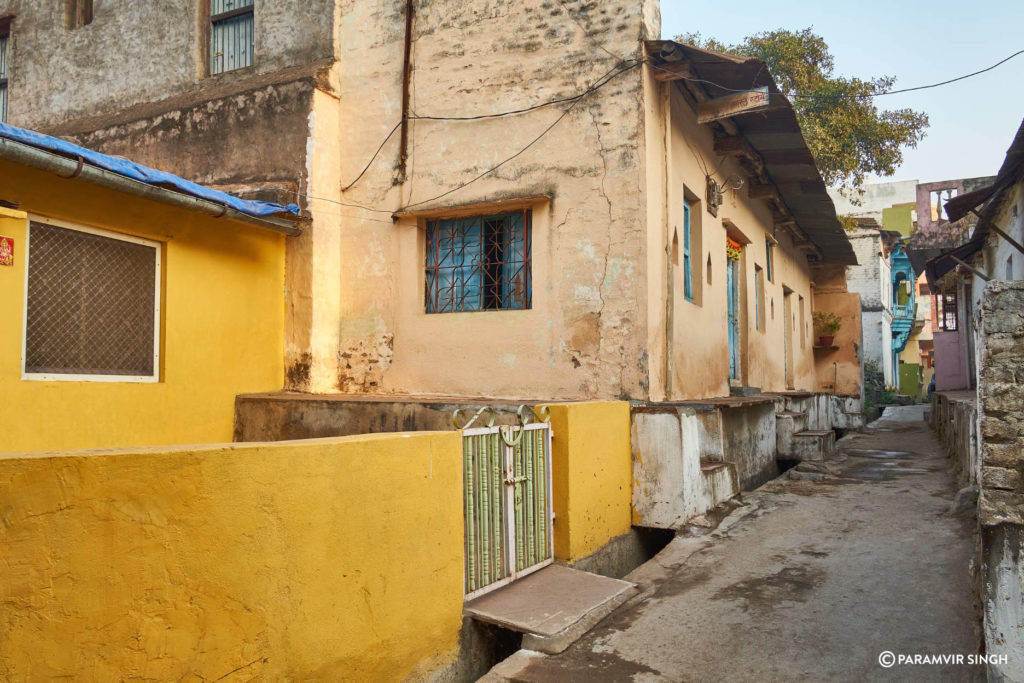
652;61;695;82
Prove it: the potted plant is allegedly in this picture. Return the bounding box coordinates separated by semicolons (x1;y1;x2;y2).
813;311;842;346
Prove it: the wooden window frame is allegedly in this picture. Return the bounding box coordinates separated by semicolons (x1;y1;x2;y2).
0;16;12;124
63;1;93;30
208;1;255;77
754;265;765;332
683;199;693;302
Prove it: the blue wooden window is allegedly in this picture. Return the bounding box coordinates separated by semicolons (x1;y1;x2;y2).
765;238;774;282
683;200;692;301
211;0;254;75
426;210;532;313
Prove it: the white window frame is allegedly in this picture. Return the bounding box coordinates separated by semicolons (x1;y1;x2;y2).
21;215;162;383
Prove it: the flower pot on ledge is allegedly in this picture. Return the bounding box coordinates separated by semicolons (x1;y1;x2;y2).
817;335;835;347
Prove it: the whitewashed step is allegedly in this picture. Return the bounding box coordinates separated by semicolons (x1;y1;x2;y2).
792;429;836;462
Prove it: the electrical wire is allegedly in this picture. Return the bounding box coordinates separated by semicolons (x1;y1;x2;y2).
851;47;1024;98
647;48;1024;100
342;120;401;192
321;46;1023;221
397;59;643;212
280;60;643;219
343;59;643;190
344;47;1023;194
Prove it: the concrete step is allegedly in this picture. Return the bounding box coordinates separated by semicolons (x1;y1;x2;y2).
700;461;738;508
776;411;809;458
792;429;836;462
464;564;637;654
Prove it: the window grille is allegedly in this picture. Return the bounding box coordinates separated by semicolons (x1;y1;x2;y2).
24;221;160;380
0;26;9;123
210;0;254;75
939;293;958;331
425;210;532;313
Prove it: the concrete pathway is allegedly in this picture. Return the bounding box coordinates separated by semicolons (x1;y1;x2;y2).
484;405;982;682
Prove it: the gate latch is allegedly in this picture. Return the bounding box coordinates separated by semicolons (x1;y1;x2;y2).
504;474;528;485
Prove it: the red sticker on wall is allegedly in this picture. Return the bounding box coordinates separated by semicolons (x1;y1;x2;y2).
0;236;12;266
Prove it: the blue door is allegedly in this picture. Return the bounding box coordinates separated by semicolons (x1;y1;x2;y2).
727;259;739;380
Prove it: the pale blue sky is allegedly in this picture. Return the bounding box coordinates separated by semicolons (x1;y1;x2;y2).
660;0;1024;185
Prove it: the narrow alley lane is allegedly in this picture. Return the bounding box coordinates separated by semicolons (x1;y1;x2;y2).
485;406;982;682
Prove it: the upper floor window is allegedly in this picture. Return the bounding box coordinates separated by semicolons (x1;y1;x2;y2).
765;237;774;283
64;0;93;30
24;219;161;382
938;292;958;331
425;210;532;314
0;17;10;123
210;0;254;75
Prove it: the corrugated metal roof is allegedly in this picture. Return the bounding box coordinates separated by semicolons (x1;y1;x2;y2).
646;40;857;265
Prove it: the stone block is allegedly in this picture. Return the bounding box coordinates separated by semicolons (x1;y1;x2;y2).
982;466;1023;492
982;384;1024;415
980;489;1024;527
984;442;1024;469
981;416;1022;442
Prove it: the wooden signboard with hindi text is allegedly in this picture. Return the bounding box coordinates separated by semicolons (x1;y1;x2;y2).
697;86;771;124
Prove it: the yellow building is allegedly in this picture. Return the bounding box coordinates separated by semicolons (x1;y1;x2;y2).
0;127;301;452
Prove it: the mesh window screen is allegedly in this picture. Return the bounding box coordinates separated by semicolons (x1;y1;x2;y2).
25;222;158;377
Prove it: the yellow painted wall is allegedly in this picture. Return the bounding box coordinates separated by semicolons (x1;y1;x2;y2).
0;161;286;451
0;431;464;681
546;401;633;562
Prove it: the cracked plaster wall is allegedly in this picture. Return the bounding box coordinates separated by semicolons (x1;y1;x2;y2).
335;0;660;400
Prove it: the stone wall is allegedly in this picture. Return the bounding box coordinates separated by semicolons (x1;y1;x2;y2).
977;280;1024;526
977;279;1024;679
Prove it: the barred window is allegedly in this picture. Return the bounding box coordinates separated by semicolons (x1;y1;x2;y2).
210;0;254;75
425;210;532;313
0;18;10;123
24;220;161;381
939;293;958;331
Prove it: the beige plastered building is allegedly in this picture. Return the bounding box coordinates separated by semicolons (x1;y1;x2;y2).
0;0;857;404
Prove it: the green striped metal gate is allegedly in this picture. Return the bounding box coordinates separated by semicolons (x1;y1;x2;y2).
458;407;553;599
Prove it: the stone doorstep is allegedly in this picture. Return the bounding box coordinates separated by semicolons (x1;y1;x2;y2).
463;564;638;655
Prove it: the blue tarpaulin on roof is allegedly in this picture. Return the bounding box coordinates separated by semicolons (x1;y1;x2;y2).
0;122;300;218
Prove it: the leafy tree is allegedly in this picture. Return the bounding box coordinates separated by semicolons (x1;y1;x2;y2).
677;28;929;193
